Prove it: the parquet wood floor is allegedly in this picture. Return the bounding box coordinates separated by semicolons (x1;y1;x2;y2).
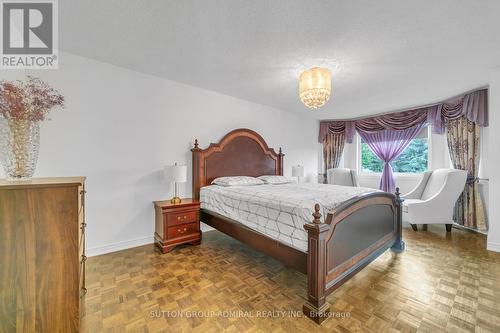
82;226;500;333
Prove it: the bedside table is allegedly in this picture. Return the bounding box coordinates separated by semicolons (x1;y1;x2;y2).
153;198;201;253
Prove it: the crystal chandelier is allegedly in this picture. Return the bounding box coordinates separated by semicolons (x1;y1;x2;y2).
299;67;332;109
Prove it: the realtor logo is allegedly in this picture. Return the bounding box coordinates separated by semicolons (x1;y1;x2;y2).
1;0;58;69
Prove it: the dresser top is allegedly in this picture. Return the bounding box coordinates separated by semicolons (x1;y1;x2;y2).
0;177;86;189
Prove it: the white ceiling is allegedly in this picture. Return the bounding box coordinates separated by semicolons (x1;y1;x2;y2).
60;0;500;119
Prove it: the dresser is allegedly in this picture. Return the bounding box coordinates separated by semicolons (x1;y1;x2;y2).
0;177;86;332
154;198;201;253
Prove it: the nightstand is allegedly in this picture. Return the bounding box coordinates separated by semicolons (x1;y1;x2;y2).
153;198;201;253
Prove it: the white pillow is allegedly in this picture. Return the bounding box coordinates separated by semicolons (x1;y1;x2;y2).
211;176;264;186
258;175;295;185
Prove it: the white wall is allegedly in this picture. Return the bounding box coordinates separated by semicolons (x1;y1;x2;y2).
0;53;319;256
487;69;500;252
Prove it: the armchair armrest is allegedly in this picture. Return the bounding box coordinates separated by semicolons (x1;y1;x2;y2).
326;169;333;184
402;171;432;199
350;170;360;187
404;193;452;222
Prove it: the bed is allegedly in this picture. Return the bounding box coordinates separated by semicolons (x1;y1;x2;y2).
201;182;383;252
191;128;404;323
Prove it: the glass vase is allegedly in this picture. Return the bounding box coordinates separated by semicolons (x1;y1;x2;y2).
0;118;40;180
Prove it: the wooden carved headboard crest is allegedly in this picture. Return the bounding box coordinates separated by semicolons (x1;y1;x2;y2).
191;128;284;200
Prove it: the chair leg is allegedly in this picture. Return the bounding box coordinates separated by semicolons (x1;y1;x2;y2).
410;224;418;231
445;224;452;232
422;224;428;231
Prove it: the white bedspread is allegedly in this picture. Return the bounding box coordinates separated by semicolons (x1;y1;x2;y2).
200;183;377;252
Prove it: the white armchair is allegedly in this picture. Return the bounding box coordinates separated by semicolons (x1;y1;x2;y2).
402;168;467;232
326;168;360;187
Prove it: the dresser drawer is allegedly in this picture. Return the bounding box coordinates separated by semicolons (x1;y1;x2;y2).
167;222;199;239
166;210;198;226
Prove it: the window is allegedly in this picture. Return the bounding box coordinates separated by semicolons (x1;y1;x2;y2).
360;127;429;174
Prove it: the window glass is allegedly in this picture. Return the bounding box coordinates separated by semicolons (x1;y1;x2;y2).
360;128;428;173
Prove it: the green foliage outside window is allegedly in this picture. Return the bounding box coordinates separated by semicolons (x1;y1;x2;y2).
361;138;428;173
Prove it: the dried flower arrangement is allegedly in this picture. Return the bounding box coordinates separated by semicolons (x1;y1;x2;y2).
0;76;65;121
0;77;65;179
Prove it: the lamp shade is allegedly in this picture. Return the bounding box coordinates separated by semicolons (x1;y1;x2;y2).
292;165;304;177
164;164;187;183
299;67;332;109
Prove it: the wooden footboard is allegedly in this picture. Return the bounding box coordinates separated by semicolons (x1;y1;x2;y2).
303;189;404;323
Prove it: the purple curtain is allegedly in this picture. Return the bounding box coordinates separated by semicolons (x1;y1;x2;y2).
356;108;430;133
318;88;488;143
319;121;348;142
428;98;463;134
358;125;424;193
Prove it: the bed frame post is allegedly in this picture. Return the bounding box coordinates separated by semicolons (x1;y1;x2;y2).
303;204;331;324
191;139;201;201
391;187;405;252
278;147;284;176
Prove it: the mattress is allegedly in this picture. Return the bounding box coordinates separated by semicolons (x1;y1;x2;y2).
200;183;377;252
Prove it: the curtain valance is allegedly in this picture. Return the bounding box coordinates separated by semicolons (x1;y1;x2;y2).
318;88;488;143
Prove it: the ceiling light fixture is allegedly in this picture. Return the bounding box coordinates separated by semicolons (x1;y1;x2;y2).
299;67;331;109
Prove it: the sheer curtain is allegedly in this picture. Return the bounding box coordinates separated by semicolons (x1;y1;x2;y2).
358;125;424;193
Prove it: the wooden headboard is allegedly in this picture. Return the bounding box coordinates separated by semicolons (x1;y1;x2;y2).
191;128;284;200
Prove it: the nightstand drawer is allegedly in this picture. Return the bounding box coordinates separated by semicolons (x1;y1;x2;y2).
166;210;198;226
167;222;199;238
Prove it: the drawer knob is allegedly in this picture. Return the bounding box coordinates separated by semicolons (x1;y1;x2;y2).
177;227;188;234
177;215;188;221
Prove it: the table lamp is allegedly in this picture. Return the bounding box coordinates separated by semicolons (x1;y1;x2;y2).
164;163;187;204
292;165;304;183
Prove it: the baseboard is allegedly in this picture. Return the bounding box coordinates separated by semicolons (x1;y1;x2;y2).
87;236;154;257
487;241;500;253
87;227;215;257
